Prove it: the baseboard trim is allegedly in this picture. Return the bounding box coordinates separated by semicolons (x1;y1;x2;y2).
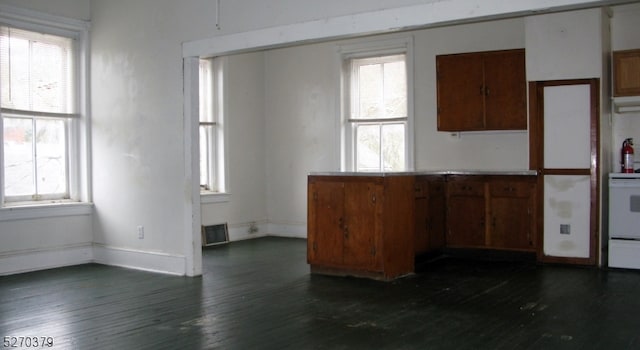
92;244;185;276
227;221;268;242
267;222;307;239
0;244;93;276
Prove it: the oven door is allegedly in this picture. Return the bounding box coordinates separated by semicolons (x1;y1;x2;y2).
610;178;640;240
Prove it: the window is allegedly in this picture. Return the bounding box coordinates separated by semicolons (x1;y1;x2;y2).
199;58;225;194
341;38;413;172
0;22;85;204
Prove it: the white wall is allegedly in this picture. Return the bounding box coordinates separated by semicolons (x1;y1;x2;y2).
264;41;341;235
90;0;221;274
200;52;269;241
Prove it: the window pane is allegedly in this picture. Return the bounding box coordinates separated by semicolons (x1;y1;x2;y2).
381;123;405;171
35;119;67;195
3;117;34;196
199;59;213;123
31;41;71;113
0;27;73;113
383;60;407;118
357;63;383;119
356;124;380;172
199;126;210;189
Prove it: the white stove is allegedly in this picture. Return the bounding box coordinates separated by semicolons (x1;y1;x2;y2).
609;173;640;269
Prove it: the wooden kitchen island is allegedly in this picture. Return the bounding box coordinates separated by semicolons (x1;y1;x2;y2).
307;171;538;281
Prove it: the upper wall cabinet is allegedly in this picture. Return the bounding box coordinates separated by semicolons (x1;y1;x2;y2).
613;49;640;97
437;49;527;131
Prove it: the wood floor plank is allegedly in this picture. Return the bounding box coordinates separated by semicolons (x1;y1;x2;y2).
2;237;640;349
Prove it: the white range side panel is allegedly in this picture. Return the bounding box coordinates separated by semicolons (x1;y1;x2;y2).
544;175;592;258
543;84;592;169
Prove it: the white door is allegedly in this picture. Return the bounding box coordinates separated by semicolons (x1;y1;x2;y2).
532;79;598;264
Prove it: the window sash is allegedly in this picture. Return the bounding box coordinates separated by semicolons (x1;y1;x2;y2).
351;120;407;172
0;25;76;115
1;24;77;203
2;114;71;201
349;53;407;121
199;58;225;193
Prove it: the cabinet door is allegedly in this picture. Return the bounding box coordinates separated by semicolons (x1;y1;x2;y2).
488;181;535;250
414;177;430;254
483;50;527;130
414;197;429;254
427;182;446;250
342;181;380;270
490;197;532;250
613;49;640;97
437;53;484;131
447;180;486;247
308;181;345;266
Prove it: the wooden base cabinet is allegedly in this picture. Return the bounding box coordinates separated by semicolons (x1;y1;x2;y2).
307;175;415;281
446;175;537;252
446;177;487;247
414;176;446;255
487;177;537;250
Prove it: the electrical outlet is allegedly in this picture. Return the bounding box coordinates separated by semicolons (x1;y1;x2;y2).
248;222;258;234
560;224;570;235
137;225;145;239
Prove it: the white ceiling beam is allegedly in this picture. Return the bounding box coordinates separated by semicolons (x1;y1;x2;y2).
182;0;632;58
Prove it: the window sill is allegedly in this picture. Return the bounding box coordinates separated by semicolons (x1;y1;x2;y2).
0;201;94;222
200;192;230;204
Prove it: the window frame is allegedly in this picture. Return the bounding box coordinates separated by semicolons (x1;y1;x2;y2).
199;56;228;203
0;5;91;214
338;36;415;172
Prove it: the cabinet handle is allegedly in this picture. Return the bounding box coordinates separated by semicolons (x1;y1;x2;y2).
344;226;349;239
485;87;490;96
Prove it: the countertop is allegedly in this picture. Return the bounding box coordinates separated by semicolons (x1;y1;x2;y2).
309;170;538;177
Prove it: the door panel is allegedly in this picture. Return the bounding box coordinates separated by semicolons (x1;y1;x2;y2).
447;196;485;247
484;50;527;130
343;181;379;270
490;197;532;250
543;175;591;258
309;181;345;265
543;85;592;169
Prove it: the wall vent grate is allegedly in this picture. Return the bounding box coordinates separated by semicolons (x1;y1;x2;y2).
202;223;229;247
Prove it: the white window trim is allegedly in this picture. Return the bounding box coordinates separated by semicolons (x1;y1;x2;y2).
337;36;415;172
0;4;92;214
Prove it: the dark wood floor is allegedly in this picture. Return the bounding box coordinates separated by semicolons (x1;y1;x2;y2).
2;237;640;349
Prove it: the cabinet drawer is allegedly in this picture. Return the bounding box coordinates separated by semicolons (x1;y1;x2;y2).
415;176;445;198
414;181;429;198
447;181;485;196
489;181;532;197
429;182;445;196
